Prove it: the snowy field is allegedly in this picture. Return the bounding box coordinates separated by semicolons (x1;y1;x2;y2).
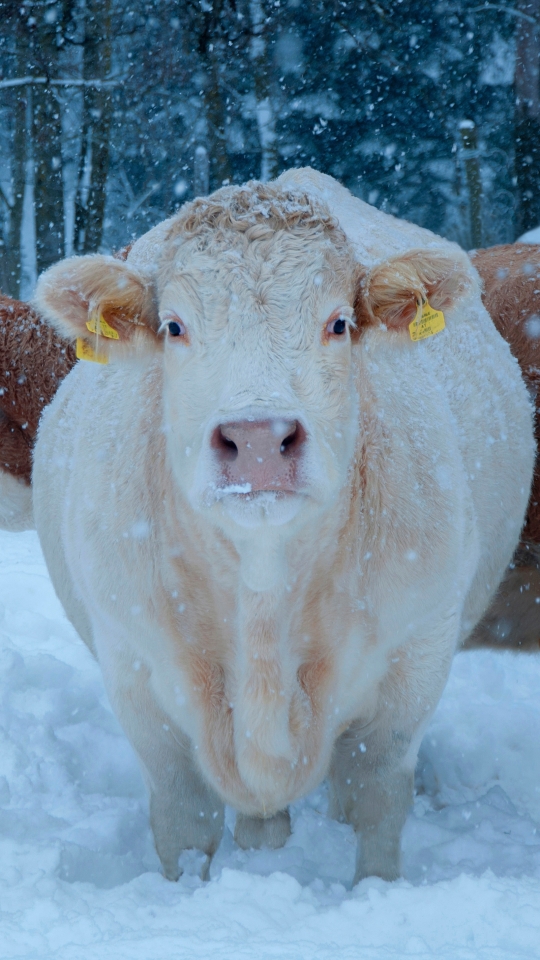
1;528;540;960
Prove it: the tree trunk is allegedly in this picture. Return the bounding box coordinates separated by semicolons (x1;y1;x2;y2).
1;79;27;298
459;120;483;249
249;0;278;182
515;0;540;237
203;61;233;191
74;0;113;254
32;18;64;275
188;0;232;191
194;145;210;196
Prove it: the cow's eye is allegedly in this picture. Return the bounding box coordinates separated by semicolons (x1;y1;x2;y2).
325;316;348;338
167;319;186;337
160;313;189;342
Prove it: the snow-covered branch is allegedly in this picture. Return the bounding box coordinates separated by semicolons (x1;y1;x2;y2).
0;184;12;211
0;76;124;90
470;4;537;22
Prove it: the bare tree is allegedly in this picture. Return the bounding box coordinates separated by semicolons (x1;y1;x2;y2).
74;0;113;253
30;5;65;274
459;120;483;248
249;0;278;181
0;43;27;298
187;0;232;191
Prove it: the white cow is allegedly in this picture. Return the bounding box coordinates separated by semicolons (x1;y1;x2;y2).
33;169;535;883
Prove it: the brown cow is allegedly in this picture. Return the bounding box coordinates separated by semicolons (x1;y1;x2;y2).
468;243;540;651
0;247;132;529
0;294;75;529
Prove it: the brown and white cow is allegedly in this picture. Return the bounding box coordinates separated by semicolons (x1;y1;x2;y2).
32;169;535;883
0;295;75;530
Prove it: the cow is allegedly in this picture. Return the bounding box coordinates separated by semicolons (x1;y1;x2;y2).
466;244;540;651
32;168;535;884
0;295;75;530
0;248;133;531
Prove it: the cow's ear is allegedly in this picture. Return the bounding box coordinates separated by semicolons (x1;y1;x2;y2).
355;247;475;332
34;255;159;358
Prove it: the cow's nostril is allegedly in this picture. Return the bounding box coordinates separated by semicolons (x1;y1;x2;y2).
280;428;297;453
221;434;238;454
212;427;238;461
280;421;305;456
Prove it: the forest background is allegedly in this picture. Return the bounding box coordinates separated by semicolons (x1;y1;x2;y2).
0;0;539;298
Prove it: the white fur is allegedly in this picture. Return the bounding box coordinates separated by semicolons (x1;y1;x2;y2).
32;171;535;883
127;214;179;275
276;167;451;266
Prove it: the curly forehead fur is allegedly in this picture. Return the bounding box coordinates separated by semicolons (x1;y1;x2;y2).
170;180;339;238
156;180;357;298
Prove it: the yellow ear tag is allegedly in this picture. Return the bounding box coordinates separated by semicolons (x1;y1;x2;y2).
76;338;109;364
77;312;118;363
409;300;446;342
85;312;120;340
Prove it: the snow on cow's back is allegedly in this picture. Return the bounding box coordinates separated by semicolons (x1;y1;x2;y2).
276;167;453;267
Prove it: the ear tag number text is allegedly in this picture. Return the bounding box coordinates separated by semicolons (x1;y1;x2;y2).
409;300;446;342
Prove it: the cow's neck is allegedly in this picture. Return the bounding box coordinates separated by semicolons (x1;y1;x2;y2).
231;524;294;592
232;583;301;798
162;483;357;810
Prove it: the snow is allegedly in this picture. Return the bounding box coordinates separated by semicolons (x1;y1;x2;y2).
518;226;540;245
1;528;540;959
215;483;253;496
276;168;457;268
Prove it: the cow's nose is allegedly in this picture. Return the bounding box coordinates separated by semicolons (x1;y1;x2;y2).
211;419;306;493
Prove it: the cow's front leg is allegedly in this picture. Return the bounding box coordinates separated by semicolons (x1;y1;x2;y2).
234;810;291;850
99;655;224;881
329;723;414;882
329;636;454;883
148;743;225;881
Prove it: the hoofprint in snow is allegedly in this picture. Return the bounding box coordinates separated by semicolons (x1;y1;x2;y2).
1;527;539;960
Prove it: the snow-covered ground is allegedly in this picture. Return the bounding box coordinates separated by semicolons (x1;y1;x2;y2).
1;528;540;960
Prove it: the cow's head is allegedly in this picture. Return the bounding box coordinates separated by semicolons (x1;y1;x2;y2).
35;183;472;547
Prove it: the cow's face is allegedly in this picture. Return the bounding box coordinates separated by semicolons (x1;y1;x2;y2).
35;182;473;550
156;218;359;532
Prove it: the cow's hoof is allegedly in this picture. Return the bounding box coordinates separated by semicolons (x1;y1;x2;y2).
162;861;181;882
234;810;291;850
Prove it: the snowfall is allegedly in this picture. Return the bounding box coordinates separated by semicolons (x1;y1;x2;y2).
0;528;539;960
